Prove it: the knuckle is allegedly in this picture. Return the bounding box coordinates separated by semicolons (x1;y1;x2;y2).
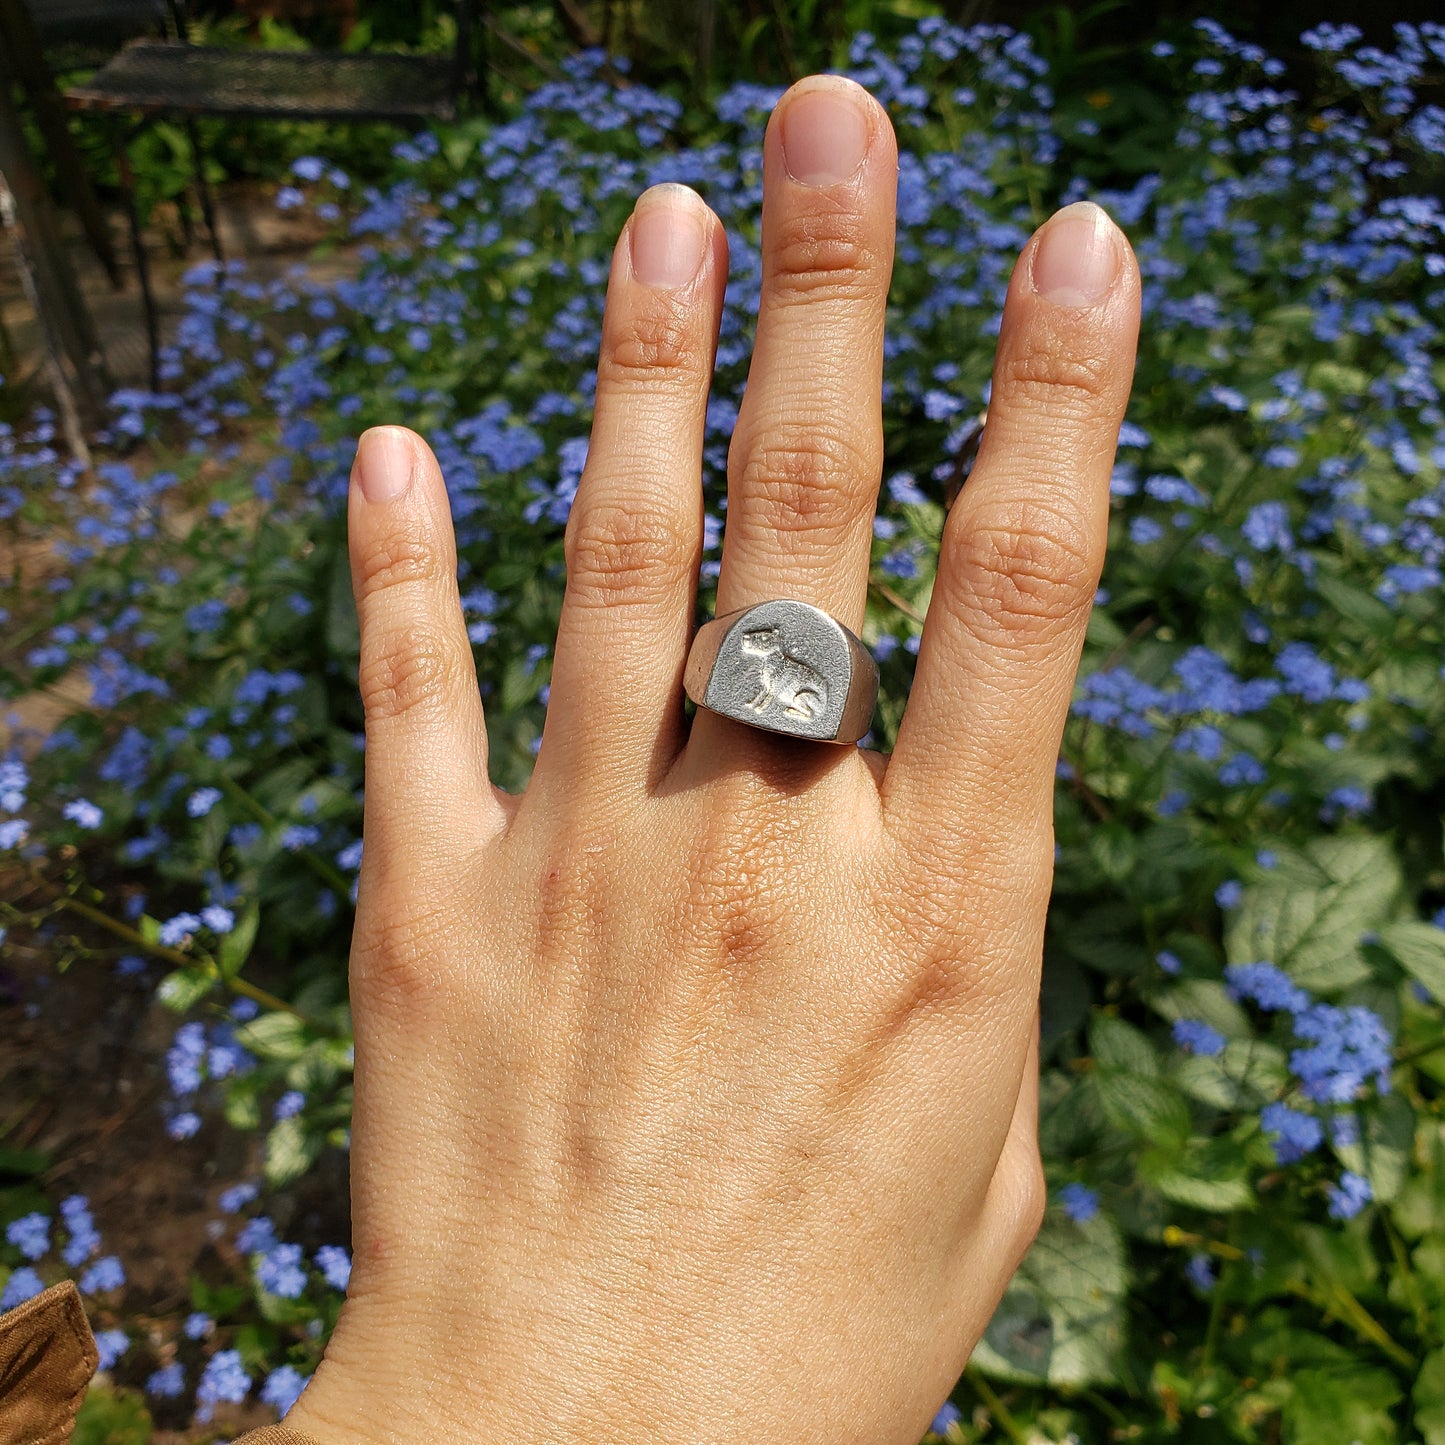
351;898;457;1022
1006;1150;1047;1260
565;498;693;606
996;344;1111;415
730;422;877;546
945;498;1099;645
767;207;883;304
599;293;709;386
358;631;467;726
354;527;445;601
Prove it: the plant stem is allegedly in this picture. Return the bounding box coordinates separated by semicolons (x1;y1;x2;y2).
869;577;925;625
213;773;353;900
1163;1225;1414;1371
1383;1214;1433;1348
1395;1030;1445;1067
963;1366;1029;1445
21;869;333;1032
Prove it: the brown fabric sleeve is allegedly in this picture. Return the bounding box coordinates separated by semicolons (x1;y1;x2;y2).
0;1279;99;1445
231;1430;325;1445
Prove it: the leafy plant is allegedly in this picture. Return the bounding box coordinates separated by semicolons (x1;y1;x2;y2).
3;15;1445;1443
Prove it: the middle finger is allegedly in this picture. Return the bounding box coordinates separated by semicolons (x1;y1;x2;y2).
711;76;898;635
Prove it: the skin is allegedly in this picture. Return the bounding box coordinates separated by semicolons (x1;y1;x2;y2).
287;74;1140;1445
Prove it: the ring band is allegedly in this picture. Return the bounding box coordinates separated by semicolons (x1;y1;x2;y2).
684;599;879;745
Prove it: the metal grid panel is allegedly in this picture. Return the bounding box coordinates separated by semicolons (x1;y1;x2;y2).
64;42;457;119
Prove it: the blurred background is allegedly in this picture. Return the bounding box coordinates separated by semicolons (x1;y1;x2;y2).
3;4;1444;1444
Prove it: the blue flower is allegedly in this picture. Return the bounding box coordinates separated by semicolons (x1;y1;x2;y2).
158;912;202;947
1173;1019;1226;1056
147;1362;186;1398
1058;1182;1099;1223
167;1111;201;1140
183;1311;213;1340
1219;753;1266;787
1185;1253;1216;1292
196;1348;251;1422
1288;1003;1392;1103
1241;500;1292;550
63;798;103;829
929;1401;963;1435
188;787;222;817
218;1182;259;1215
59;1196;99;1266
5;1213;49;1261
257;1242;307;1298
167;1021;207;1095
200;904;235;933
236;1216;278;1255
94;1329;129;1371
1;1267;44;1311
314;1244;352;1291
274;1090;305;1120
79;1255;125;1293
1327;1170;1373;1220
261;1364;309;1415
1156;950;1183;975
1215;879;1243;909
1260;1101;1323;1163
1226;962;1310;1014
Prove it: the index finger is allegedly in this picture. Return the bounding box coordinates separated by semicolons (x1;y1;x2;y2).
883;203;1140;888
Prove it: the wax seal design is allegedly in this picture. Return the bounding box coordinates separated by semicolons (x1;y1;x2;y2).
684;599;879;744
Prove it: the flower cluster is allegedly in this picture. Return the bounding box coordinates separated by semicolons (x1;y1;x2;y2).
3;15;1443;1442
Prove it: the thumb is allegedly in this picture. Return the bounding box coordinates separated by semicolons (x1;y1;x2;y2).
349;426;503;880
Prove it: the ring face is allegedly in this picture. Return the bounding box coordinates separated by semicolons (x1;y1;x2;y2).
684;599;879;744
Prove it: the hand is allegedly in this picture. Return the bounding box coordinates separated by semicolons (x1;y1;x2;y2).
288;74;1140;1445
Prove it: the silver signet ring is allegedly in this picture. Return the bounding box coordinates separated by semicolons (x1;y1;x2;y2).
683;599;880;745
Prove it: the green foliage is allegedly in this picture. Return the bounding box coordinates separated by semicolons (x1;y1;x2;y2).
71;1387;152;1445
2;11;1445;1443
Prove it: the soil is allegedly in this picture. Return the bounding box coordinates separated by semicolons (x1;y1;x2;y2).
2;863;352;1441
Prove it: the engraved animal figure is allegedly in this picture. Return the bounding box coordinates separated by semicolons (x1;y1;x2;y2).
739;626;827;721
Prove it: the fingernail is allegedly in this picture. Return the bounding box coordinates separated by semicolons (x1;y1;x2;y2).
780;81;870;187
629;184;709;289
1032;202;1121;307
355;426;414;504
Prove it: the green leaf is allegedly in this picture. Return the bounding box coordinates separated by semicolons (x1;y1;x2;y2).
236;1010;308;1062
1089;1015;1190;1147
265;1114;322;1187
71;1386;152;1445
1335;1093;1415;1205
217;901;262;978
1379;921;1445;1002
1087;823;1138;883
970;1212;1127;1386
1151;978;1253;1039
1414;1347;1445;1444
0;1145;51;1180
1282;1365;1400;1445
1225;836;1401;991
223;1077;263;1131
156;966;214;1013
1174;1039;1288;1111
1090;1014;1160;1076
1311;571;1394;635
1142;1135;1255;1211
